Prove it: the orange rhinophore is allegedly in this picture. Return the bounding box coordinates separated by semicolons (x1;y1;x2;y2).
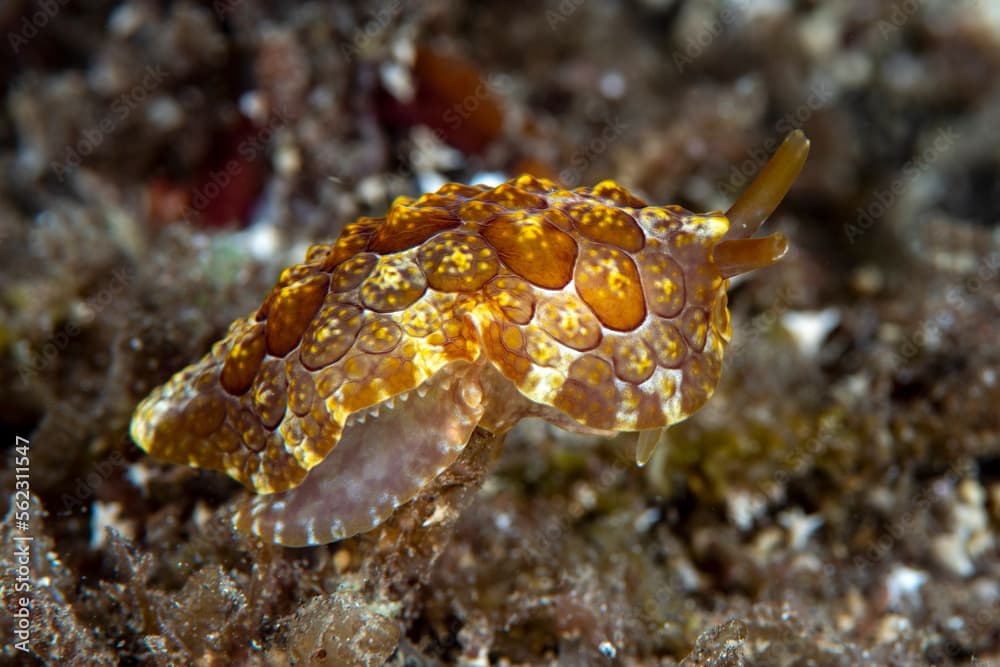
131;131;810;546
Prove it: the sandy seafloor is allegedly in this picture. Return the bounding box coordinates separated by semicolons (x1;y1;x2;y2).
1;1;999;665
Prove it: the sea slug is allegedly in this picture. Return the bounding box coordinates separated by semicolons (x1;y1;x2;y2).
131;131;810;546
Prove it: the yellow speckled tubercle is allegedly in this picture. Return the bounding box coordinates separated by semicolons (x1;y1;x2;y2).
130;132;809;545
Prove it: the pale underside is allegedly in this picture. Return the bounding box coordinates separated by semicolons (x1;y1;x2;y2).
233;360;487;546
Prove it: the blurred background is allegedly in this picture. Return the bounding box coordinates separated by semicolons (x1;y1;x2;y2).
1;1;998;665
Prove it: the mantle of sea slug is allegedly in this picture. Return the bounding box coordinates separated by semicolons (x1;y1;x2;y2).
233;360;487;546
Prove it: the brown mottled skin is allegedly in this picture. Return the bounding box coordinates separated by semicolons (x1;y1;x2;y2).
131;132;809;546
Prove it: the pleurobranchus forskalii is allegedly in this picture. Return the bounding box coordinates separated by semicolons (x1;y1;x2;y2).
131;131;810;546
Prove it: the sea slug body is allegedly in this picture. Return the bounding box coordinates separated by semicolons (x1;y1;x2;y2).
131;131;810;546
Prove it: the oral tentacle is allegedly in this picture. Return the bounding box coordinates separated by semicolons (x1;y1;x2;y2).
635;428;667;467
713;232;789;278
